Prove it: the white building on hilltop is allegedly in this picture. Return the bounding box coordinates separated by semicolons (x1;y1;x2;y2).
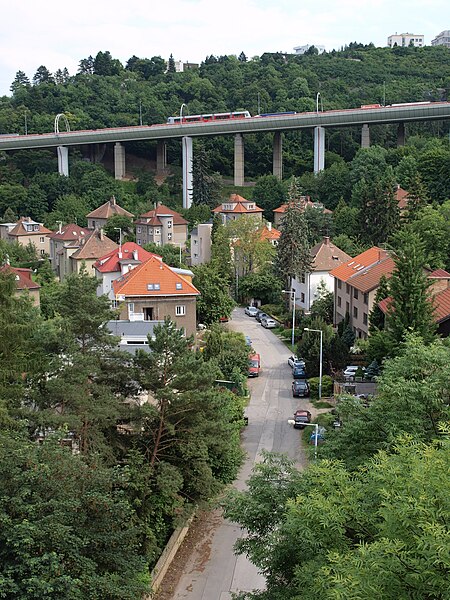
387;33;424;47
294;44;325;55
431;30;450;47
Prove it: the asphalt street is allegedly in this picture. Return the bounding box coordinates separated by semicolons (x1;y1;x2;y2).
166;307;319;600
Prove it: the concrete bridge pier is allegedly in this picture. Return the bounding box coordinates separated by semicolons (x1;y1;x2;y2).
273;132;283;179
114;142;126;180
234;133;244;186
156;140;168;176
361;124;370;148
182;136;193;209
397;122;406;146
313;126;325;173
57;146;69;176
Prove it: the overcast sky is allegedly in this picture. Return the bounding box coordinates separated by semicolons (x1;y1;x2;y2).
0;0;448;97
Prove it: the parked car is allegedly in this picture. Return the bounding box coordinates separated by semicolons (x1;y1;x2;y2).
255;311;268;323
344;365;366;380
288;355;306;369
292;379;310;397
261;317;277;329
292;365;307;379
245;306;259;317
245;336;252;346
248;353;261;377
293;409;311;429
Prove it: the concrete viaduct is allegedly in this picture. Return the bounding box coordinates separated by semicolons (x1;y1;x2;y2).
0;102;449;208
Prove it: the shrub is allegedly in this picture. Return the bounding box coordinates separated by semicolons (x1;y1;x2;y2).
309;375;333;398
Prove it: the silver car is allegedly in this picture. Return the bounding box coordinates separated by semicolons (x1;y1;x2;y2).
261;317;277;329
245;306;259;317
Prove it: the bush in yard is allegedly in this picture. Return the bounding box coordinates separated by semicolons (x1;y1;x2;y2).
308;375;333;398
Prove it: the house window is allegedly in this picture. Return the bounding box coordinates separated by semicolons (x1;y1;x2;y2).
346;302;350;314
353;306;358;319
363;312;368;325
128;302;135;313
137;239;141;245
364;293;369;304
176;305;186;316
346;284;350;294
137;227;141;233
300;273;306;284
337;296;342;307
168;233;172;241
354;288;358;300
176;282;182;290
40;249;45;255
300;292;305;303
337;280;342;290
155;229;161;235
167;221;172;229
147;283;160;291
40;236;45;243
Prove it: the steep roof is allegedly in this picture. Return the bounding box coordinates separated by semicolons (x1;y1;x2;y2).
94;242;158;273
1;265;40;290
260;224;281;241
330;247;395;293
137;204;187;225
273;199;332;215
395;186;410;210
47;223;90;241
213;194;264;214
8;217;52;237
379;288;450;325
86;196;133;220
70;229;118;260
428;269;450;279
113;255;199;297
311;237;352;272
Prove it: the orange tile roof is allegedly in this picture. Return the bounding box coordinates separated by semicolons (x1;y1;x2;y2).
113;255;199;297
94;242;158;273
8;217;52;237
379;288;450;324
87;196;133;219
260;225;281;241
395;186;410;210
330;247;395;293
213;194;263;214
428;269;450;279
137;204;187;225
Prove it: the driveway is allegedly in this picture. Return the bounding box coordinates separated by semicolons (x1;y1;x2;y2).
156;307;324;599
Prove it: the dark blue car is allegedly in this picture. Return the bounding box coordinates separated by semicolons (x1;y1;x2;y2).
292;366;307;379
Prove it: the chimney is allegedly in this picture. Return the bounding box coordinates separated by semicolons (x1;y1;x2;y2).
133;249;138;260
323;236;330;246
111;196;116;206
267;222;272;231
58;221;62;234
99;228;104;241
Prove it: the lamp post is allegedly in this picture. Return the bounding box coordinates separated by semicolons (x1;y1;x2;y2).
303;327;323;400
287;421;320;459
282;289;296;348
316;92;321;114
180;103;188;121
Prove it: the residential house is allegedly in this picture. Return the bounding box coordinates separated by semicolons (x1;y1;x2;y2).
330;247;396;339
1;265;40;306
112;255;200;337
387;33;424;47
59;229;118;280
213;194;263;224
5;217;52;256
291;237;351;310
135;204;188;248
93;242;157;299
273;198;332;230
48;223;90;278
190;223;213;266
86;196;133;230
431;30;450;47
106;320;163;354
260;223;281;247
378;269;450;338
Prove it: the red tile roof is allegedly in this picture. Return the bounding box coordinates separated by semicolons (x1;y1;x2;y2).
8;217;52;237
379;287;450;324
0;265;40;290
260;225;281;241
213;194;264;214
428;269;450;279
87;196;133;219
137;204;187;225
94;242;158;273
48;224;90;241
113;255;199;297
395;186;409;210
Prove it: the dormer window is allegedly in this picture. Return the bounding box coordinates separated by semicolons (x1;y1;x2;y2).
176;282;182;290
247;203;255;210
147;283;160;291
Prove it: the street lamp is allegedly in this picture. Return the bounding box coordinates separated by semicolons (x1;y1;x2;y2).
282;289;296;348
180;103;188;121
303;327;323;400
287;420;320;459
